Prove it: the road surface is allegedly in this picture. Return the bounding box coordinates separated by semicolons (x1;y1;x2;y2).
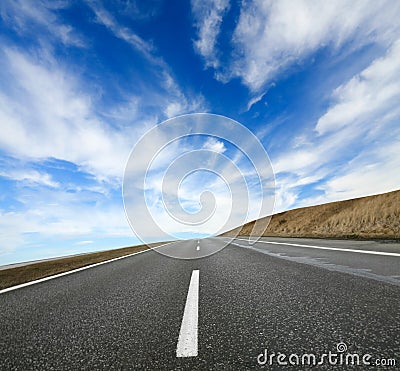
1;237;399;369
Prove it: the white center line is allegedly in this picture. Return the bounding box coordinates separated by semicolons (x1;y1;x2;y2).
196;245;200;251
176;269;199;358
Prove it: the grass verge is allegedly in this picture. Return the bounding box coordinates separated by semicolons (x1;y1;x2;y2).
0;243;163;291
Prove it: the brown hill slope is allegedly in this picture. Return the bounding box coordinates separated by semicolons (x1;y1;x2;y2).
222;189;400;240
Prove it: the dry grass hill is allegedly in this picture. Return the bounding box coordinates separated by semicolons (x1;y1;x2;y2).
222;189;400;240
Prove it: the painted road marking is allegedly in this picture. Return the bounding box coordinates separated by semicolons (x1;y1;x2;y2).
0;242;175;295
177;269;199;357
196;245;200;251
233;238;400;257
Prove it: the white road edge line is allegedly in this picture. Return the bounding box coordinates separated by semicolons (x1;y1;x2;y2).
231;238;400;257
177;269;199;358
0;242;175;295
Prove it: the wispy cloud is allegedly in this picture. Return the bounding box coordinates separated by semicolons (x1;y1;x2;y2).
202;137;226;153
0;41;156;258
86;1;153;57
0;47;136;181
271;39;400;210
1;0;398;264
0;0;84;47
191;0;230;68
86;2;206;119
0;169;59;188
246;92;266;112
227;0;400;91
0;189;133;258
316;40;400;135
161;71;207;118
76;240;94;245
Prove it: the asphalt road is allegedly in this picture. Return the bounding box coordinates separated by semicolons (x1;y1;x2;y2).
0;237;399;369
227;237;400;286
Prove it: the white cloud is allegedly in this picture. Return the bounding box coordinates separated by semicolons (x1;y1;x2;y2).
202;137;226;153
0;48;140;181
246;92;266;112
273;150;319;175
274;187;298;214
76;240;94;245
229;0;400;91
85;2;206;122
100;96;140;124
0;44;156;257
191;0;230;68
86;2;207;120
270;40;400;210
0;185;133;256
164;102;184;119
316;40;400;135
161;72;207;118
0;169;59;188
0;0;84;47
315;137;400;201
0;1;208;260
86;1;153;57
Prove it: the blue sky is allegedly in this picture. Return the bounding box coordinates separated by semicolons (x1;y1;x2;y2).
1;0;400;264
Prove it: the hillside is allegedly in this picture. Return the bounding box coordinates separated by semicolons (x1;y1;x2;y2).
222;190;400;240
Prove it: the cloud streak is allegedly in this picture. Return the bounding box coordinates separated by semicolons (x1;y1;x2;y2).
191;0;230;68
87;1;153;57
0;0;84;47
0;48;135;181
271;39;400;210
203;0;400;92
